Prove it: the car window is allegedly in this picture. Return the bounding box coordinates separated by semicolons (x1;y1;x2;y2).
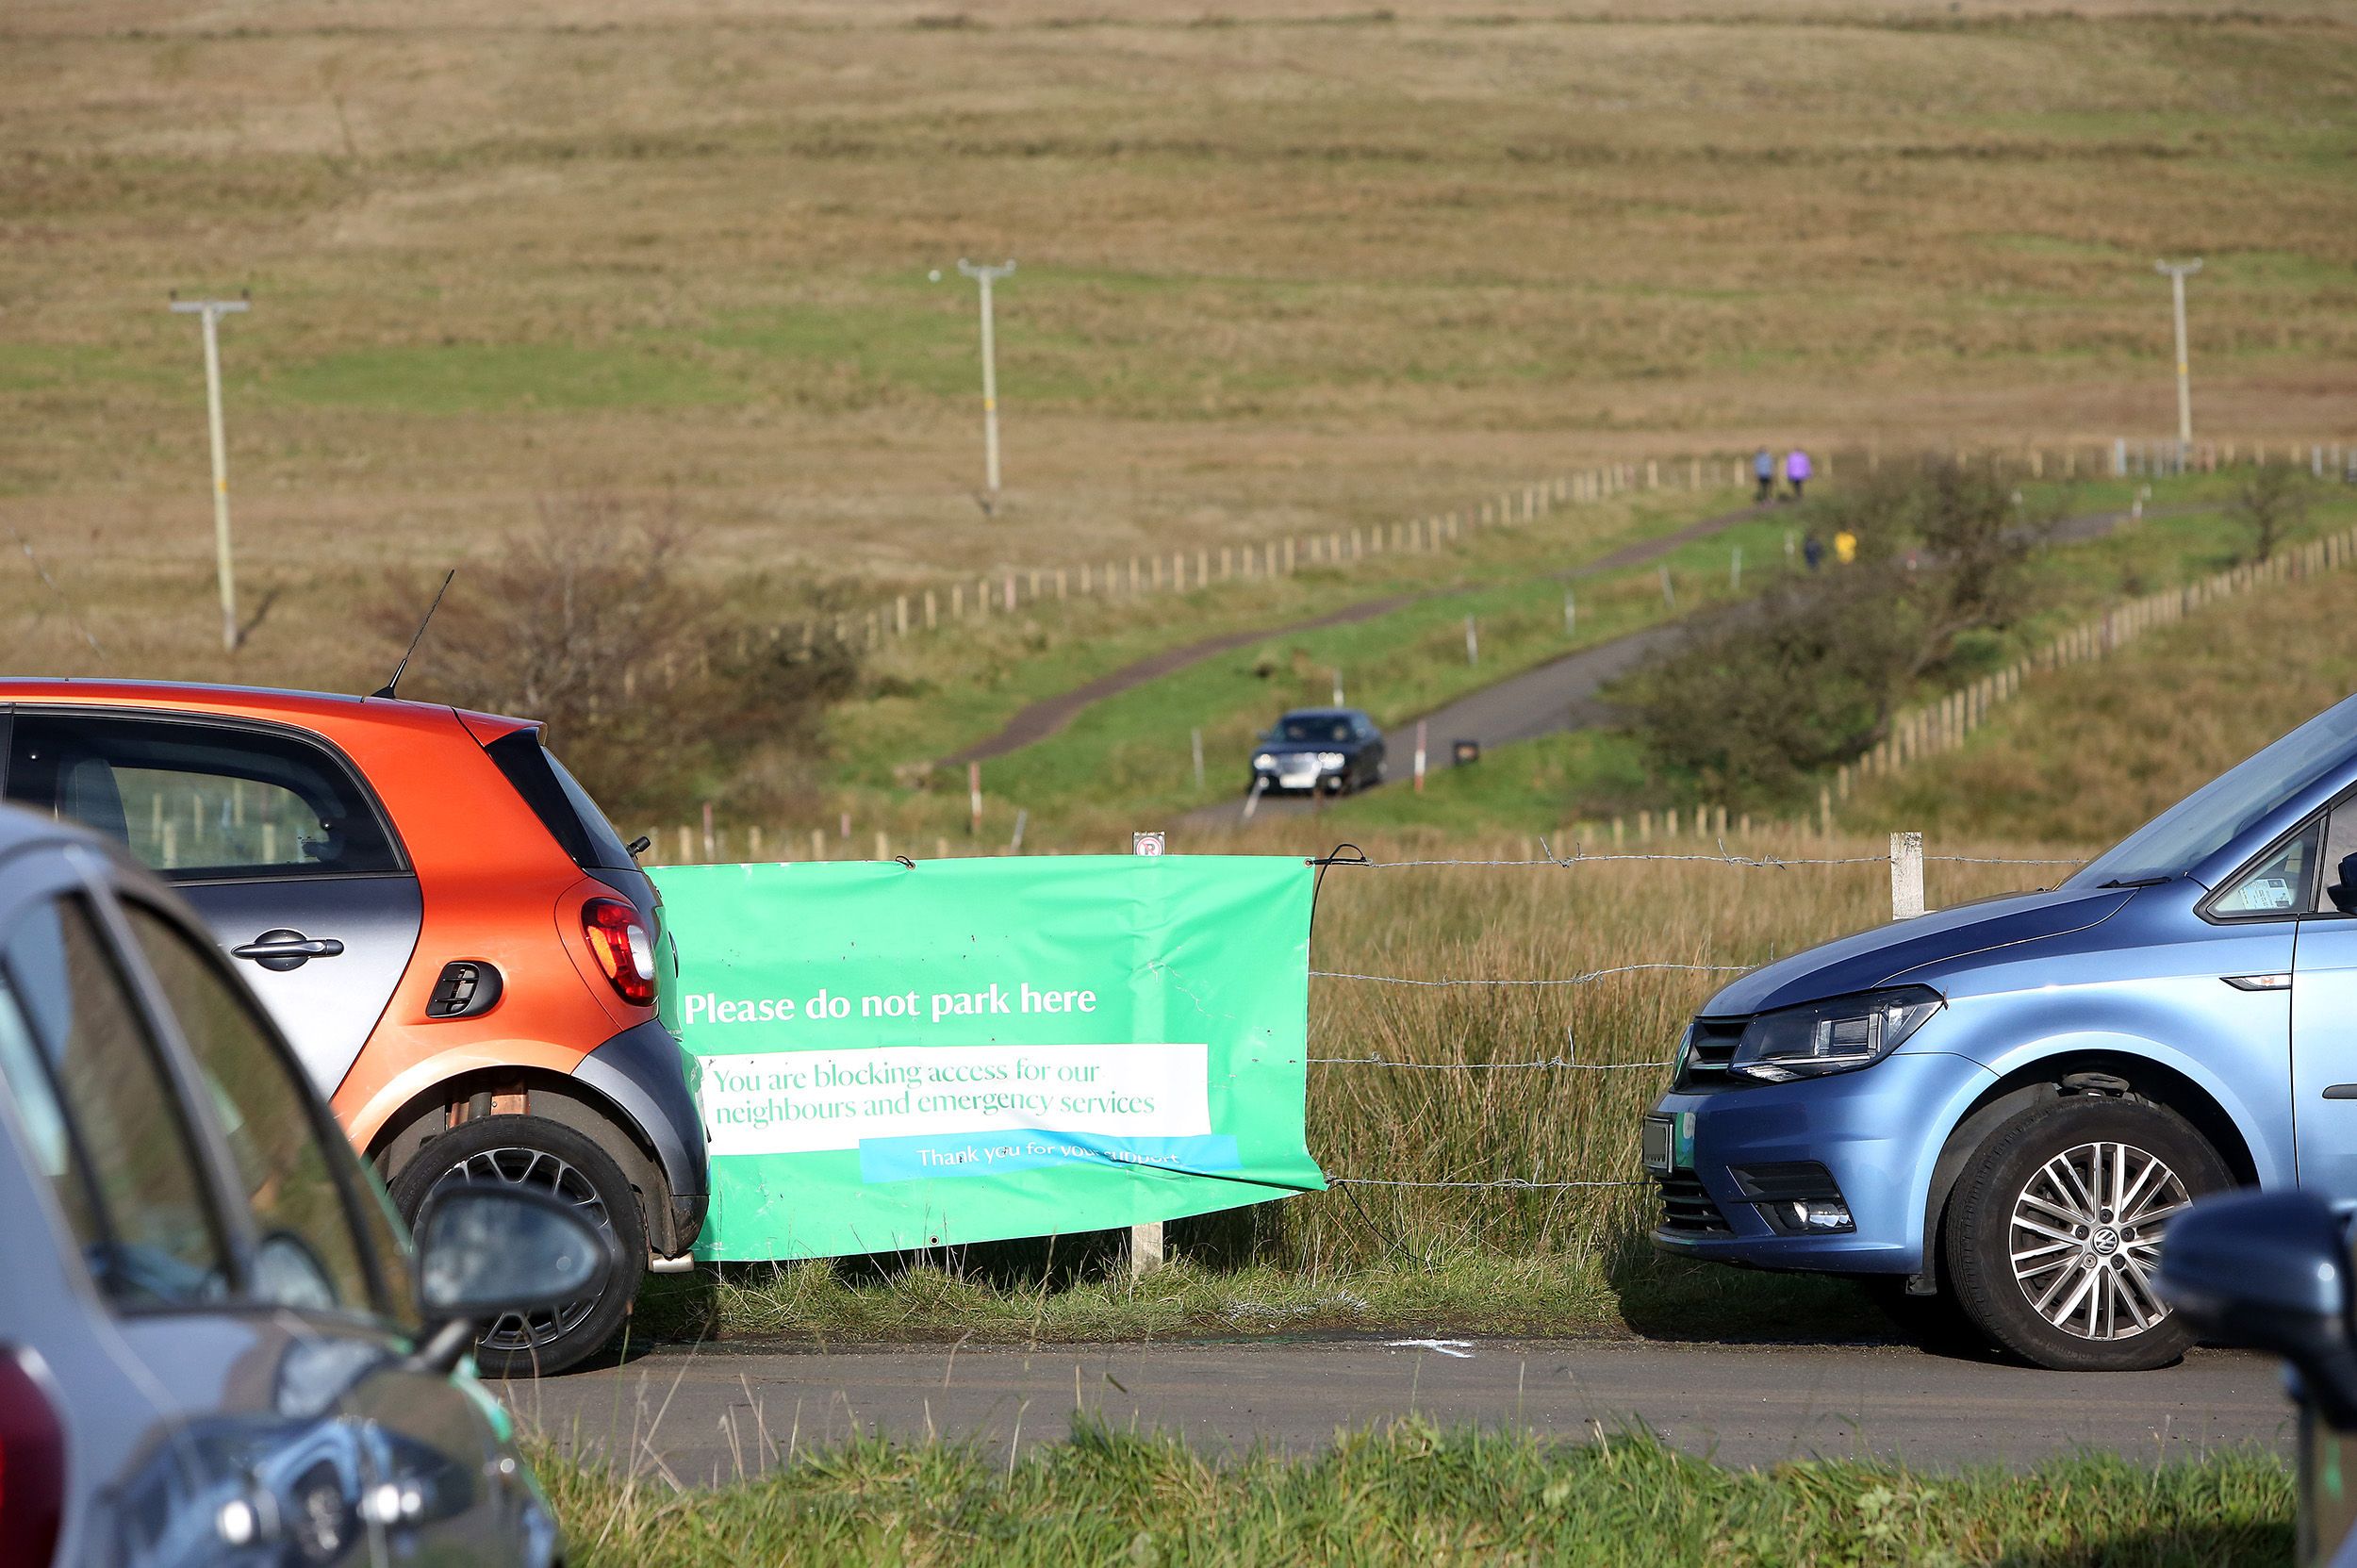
2213;820;2322;917
2072;694;2357;887
484;729;638;872
123;900;408;1321
0;968;106;1247
6;713;402;883
2;896;231;1307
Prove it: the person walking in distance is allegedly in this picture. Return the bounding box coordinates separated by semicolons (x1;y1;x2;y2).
1785;446;1813;502
1803;531;1825;571
1834;525;1858;566
1754;447;1775;505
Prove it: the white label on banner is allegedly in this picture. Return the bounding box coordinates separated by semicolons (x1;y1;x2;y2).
695;1042;1211;1158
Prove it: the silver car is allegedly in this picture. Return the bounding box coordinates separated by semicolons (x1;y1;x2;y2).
0;805;616;1566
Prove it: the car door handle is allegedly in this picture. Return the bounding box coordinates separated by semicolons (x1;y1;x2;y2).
231;930;345;971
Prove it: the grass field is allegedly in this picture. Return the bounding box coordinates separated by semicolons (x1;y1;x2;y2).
1313;473;2357;834
616;469;2353;847
1846;526;2357;844
534;1421;2293;1566
3;0;2352;714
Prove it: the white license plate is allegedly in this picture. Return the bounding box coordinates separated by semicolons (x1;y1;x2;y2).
1278;772;1319;790
1642;1115;1675;1175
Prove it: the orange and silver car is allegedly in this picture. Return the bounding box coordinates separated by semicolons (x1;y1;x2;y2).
0;679;703;1375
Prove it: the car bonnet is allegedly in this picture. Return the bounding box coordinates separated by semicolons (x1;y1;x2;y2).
1696;883;2139;1017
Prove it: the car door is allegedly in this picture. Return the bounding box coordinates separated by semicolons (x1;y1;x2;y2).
3;709;422;1098
0;879;381;1567
114;891;531;1568
2289;797;2357;1204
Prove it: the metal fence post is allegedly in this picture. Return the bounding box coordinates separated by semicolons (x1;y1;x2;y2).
1130;829;1167;1279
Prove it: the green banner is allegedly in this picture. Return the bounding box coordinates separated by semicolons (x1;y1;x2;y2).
651;855;1325;1262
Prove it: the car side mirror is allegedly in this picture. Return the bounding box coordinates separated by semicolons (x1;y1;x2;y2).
408;1182;620;1373
2329;852;2357;916
2156;1189;2357;1428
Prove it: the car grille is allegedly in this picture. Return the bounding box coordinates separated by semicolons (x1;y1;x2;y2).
1672;1017;1746;1091
1654;1172;1732;1236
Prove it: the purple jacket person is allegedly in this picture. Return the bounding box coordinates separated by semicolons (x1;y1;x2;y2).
1785;448;1813;502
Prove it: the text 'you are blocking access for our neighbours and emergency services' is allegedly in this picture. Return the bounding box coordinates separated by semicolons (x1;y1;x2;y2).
683;979;1216;1163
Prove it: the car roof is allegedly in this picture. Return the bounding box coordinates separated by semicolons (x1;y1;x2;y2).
0;678;535;740
1277;707;1368;721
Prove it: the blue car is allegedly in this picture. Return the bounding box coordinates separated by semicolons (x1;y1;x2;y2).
1647;692;2357;1370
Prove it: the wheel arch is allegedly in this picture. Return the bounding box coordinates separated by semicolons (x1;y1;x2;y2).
366;1065;681;1255
1914;1048;2264;1294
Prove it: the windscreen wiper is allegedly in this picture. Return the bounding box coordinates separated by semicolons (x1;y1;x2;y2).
2095;875;2173;889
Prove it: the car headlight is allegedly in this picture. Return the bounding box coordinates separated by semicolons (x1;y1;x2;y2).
1727;986;1942;1082
1315;751;1347;769
1253;753;1275;769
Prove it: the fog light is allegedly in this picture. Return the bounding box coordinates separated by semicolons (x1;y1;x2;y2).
1788;1199;1854;1232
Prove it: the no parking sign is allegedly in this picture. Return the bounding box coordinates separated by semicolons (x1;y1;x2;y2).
651;854;1324;1261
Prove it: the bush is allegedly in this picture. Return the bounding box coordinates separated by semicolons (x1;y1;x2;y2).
375;494;860;817
1624;458;2054;802
2230;462;2312;564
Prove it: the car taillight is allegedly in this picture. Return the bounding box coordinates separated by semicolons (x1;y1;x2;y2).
583;898;656;1007
0;1349;65;1568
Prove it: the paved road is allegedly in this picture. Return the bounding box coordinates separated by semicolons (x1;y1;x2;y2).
497;1337;2287;1484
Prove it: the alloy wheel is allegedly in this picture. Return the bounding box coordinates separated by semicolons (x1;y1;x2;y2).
427;1145;615;1356
2007;1139;2188;1342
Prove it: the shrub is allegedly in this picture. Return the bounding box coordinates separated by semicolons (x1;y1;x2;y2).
374;493;860;817
1624;459;2054;802
2230;462;2312;564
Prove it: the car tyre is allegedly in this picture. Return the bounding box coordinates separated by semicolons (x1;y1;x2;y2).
390;1114;645;1378
1943;1095;2228;1371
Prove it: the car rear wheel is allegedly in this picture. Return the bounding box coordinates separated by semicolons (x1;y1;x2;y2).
1943;1096;2227;1371
390;1114;644;1378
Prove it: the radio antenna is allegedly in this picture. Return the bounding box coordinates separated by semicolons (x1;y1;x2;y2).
372;569;454;700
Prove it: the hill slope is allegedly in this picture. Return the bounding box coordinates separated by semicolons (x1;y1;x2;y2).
1847;557;2357;848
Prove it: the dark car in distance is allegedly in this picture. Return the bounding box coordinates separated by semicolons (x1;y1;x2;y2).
1251;708;1387;796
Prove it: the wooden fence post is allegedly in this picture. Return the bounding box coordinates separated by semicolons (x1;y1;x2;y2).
1890;832;1926;919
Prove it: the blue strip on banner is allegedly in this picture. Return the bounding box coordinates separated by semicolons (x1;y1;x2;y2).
858;1130;1244;1184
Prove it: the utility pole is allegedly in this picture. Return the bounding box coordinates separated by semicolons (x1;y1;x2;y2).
169;293;250;651
2154;258;2201;455
948;258;1015;506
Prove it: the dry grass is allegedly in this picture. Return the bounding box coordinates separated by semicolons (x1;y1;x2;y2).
1849;543;2357;843
1;1;2352;697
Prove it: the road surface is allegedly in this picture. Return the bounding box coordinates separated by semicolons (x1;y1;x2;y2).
497;1336;2286;1485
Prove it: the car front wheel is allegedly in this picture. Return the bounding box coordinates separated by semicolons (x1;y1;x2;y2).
389;1114;645;1378
1943;1095;2228;1371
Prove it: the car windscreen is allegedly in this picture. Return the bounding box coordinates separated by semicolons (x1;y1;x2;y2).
484;730;639;872
1277;718;1353;744
2069;696;2357;887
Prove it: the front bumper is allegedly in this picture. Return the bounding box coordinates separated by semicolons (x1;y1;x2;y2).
573;1018;709;1256
1646;1050;1997;1275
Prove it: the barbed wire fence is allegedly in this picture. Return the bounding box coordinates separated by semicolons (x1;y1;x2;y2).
1297;834;2085;1203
